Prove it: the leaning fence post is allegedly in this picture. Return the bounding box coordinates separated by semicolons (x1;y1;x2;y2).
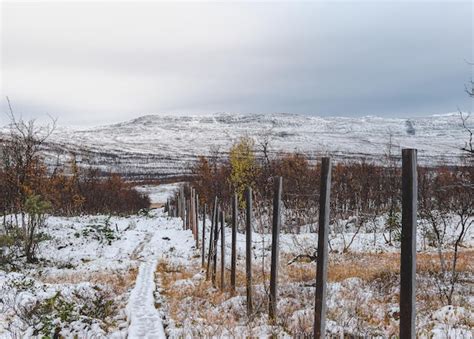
314;157;331;339
400;148;417;339
269;176;282;321
220;209;225;290
202;204;207;267
231;193;238;292
245;187;253;316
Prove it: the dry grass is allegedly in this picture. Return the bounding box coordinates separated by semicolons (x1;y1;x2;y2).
284;249;474;283
157;250;473;337
39;267;139;295
157;260;249;336
157;261;228;313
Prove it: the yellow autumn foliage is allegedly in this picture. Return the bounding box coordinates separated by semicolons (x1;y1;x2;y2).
229;137;257;206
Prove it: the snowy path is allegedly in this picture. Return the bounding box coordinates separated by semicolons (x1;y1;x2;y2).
126;257;165;339
125;212;195;339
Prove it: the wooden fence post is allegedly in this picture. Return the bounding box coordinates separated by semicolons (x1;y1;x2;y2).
195;193;199;248
192;189;196;239
202;204;207;267
176;193;180;219
245;187;253;316
269;176;282;321
176;194;179;218
186;199;190;230
181;187;186;230
220;209;225;290
190;189;195;236
212;205;220;287
206;197;217;280
180;187;185;222
314;157;331;339
173;194;177;218
173;195;177;217
183;193;187;229
231;193;238;292
400;148;417;338
175;192;181;216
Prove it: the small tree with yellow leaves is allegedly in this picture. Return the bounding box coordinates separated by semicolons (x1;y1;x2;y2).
229;137;257;207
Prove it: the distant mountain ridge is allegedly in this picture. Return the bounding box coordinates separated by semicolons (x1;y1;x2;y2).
1;112;468;179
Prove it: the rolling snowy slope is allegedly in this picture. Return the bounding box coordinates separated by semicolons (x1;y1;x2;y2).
2;112;468;178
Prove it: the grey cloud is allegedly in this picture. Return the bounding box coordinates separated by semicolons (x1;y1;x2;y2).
1;1;472;126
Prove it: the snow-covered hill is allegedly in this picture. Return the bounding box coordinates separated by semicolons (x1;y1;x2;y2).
2;112;469;178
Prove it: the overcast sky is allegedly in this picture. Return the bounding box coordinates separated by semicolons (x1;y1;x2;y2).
1;1;472;126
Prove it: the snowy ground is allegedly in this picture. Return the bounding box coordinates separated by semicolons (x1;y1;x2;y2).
0;200;472;337
0;209;195;338
158;215;473;338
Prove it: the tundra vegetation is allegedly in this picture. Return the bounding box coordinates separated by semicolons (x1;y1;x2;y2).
0;113;150;264
0;114;150;337
175;136;473;336
0;112;472;337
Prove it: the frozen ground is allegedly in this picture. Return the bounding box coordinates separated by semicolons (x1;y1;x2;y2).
0;199;472;337
0;208;195;338
159;213;473;338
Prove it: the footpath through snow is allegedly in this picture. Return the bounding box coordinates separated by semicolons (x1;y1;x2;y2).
125;211;195;339
126;258;164;338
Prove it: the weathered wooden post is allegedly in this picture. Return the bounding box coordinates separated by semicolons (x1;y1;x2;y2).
190;188;195;236
195;193;199;248
212;205;220;287
202;204;207;267
220;209;225;290
173;195;177;217
206;197;217;280
176;193;180;219
184;199;187;229
269;177;282;321
193;190;196;233
172;194;176;218
314;157;331;339
181;187;186;230
231;193;238;292
179;187;185;221
400;148;417;339
186;199;190;230
245;187;253;316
